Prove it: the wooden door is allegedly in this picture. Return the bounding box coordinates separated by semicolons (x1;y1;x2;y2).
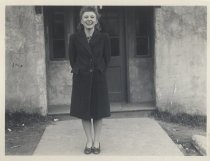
73;7;127;102
100;7;127;102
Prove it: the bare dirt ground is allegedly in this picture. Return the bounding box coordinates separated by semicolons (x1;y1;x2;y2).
5;111;206;155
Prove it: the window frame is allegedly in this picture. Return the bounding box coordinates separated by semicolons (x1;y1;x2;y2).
48;7;68;61
134;7;153;58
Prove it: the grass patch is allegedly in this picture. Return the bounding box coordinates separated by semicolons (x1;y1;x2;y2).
5;110;49;130
151;110;206;131
5;111;52;155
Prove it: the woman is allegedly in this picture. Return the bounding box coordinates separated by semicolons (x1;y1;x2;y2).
68;6;111;154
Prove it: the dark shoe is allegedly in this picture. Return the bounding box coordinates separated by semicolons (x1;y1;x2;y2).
84;145;92;154
92;143;100;154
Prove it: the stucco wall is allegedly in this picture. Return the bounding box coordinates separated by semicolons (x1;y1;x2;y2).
47;61;72;106
129;57;155;103
5;6;47;115
154;6;207;115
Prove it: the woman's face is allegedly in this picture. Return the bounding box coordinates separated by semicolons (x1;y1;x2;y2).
81;11;98;30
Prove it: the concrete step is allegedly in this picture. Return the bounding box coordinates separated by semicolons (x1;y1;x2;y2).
48;102;156;115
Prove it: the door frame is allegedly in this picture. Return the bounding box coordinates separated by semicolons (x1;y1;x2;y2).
120;7;128;103
43;6;155;105
124;7;133;103
43;6;130;103
119;7;128;103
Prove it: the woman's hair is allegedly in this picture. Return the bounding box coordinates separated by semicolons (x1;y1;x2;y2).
77;6;101;31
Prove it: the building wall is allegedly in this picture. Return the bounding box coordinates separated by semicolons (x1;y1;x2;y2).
5;6;207;116
47;61;72;106
154;6;207;115
129;57;155;103
5;6;47;115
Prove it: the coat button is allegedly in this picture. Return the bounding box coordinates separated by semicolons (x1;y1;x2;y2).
89;69;93;72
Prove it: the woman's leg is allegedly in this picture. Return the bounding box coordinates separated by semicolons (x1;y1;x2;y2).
81;119;93;148
93;118;103;148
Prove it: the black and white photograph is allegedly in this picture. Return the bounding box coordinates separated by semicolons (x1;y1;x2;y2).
3;0;208;158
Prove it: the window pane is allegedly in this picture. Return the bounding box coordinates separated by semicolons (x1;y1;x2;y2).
135;7;153;56
111;38;119;56
52;22;65;39
50;9;66;60
136;37;149;56
53;40;66;58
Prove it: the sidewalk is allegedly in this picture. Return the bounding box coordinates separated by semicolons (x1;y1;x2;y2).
33;117;183;155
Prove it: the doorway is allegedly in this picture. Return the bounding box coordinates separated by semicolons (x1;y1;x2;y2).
73;6;127;102
44;6;155;113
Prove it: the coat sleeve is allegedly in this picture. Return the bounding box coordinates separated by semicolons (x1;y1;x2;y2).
103;33;111;68
68;34;76;68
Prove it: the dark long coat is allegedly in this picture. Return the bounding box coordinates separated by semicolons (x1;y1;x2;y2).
68;29;111;120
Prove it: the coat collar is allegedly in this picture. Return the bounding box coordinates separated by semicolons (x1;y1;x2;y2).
76;29;101;57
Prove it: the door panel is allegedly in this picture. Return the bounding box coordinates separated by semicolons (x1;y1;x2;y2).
100;7;127;102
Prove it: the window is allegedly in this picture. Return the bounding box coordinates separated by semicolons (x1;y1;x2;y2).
135;7;153;56
52;11;65;59
136;36;149;56
49;7;67;60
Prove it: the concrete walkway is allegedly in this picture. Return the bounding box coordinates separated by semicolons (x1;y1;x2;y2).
33;117;183;156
